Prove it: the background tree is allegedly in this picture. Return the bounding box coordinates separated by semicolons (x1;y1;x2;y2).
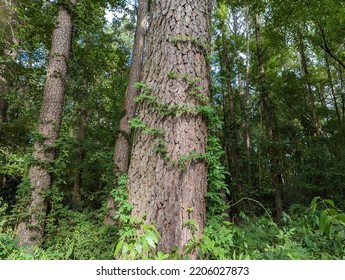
104;0;148;225
17;0;77;247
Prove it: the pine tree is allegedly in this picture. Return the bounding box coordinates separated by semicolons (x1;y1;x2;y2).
17;0;76;247
126;0;212;255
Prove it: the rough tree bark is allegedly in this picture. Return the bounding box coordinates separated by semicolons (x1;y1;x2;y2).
126;0;211;254
17;0;76;247
104;0;148;225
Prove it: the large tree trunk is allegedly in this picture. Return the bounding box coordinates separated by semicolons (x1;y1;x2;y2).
17;1;76;247
255;13;283;220
104;0;148;225
126;0;211;255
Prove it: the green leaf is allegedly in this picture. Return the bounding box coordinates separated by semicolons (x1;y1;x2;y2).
304;236;315;249
319;211;332;236
324;199;335;208
328;208;338;216
335;214;345;223
145;233;156;248
134;241;142;254
122;243;129;255
114;240;124;257
142;236;149;253
310;197;320;209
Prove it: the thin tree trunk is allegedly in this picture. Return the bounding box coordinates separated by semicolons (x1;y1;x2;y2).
216;43;233;211
242;7;251;185
255;13;283;220
216;43;231;176
0;31;19;124
218;0;240;192
317;25;345;71
127;0;211;255
17;1;76;247
104;0;148;225
338;66;345;122
72;33;90;207
298;30;320;136
73;79;88;207
324;52;341;122
0;81;8;123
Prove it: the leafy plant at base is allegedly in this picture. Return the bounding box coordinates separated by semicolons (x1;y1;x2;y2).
111;175;169;260
114;222;167;260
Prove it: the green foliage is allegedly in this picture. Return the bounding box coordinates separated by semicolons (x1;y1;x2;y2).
112;176;201;260
110;174;132;223
112;175;169;260
197;197;344;260
198;219;246;260
170;35;210;58
0;200;16;259
167;71;179;79
43;210;117;260
205;135;230;216
2;0;345;261
1;191;118;260
115;223;163;260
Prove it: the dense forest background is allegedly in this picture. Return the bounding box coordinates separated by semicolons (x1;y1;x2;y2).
0;0;344;260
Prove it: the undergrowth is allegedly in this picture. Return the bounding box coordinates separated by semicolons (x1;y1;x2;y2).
198;197;345;260
1;189;344;260
0;196;118;260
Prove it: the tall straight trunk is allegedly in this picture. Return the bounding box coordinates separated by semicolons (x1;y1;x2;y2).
216;42;233;211
242;7;251;186
127;0;211;254
339;67;345;122
220;38;233;178
73;34;90;207
255;13;283;220
324;53;341;122
218;0;240;192
104;0;148;225
0;51;18;124
298;30;320;136
0;82;8;123
0;0;19;124
216;44;231;177
17;1;76;247
73;79;88;206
